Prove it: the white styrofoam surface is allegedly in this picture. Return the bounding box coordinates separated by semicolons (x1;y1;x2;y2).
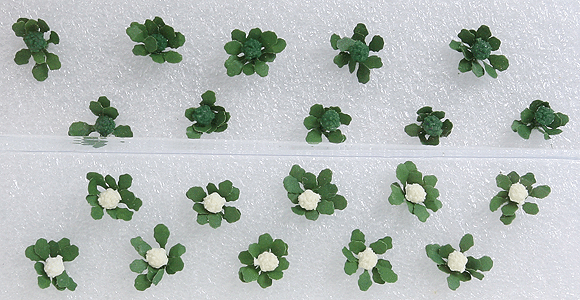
1;0;580;299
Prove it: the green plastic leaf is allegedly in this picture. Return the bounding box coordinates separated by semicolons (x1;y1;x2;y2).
60;245;79;262
238;250;254;265
196;214;209;225
530;185;551;199
304;210;319;221
506;171;520;184
144;36;158;53
477;256;493;271
476;25;492;40
254;61;269;77
225;56;244;76
105;175;117;189
270;38;286;53
168;243;186;258
134;274;151;291
522;202;539;215
153;224;170;248
327;129;346;143
309;104;324;117
470;270;485;280
407;171;423;185
459;234;474;252
239;266;259;282
318;183;338;198
305;129;323;144
218;180;233;196
404;123;422;137
490;196;508;212
45;53;61;70
330;33;340;50
267;270;284;280
363;56;382;69
349;241;366;254
12;21;26;37
484;61;497;78
344;261;358;275
330;195;347;210
413;204;430;222
14;49;31;65
68;121;93;136
127;23;148;42
358;270;372;291
159;25;175;40
223;206;241;223
303;116;319;130
208;213;222;228
38;275;51;289
257;272;273;288
113;125;133;138
166;256;184;274
369;240;387;255
368;35;384;52
458;58;472;73
449;40;462;51
357;63;370;84
317;169;333;186
353;23;369;38
488;37;501;50
514;122;532;139
271;239;288;257
277;257;290;271
34;239;50;260
117;174;132;190
457;29;475;45
25;245;42;261
32;63;49;81
258;233;274;250
131;237;152;258
438;244;455;258
283;176;303;194
396;163;410;183
91;206;104;219
260;31;277;47
500;214;516;225
488;54;509;71
496;174;512;190
48;31;59;44
339;113;352;125
317;200;335;215
231;29;246;42
425;244;445;264
336;37;355;52
151;268;164;285
150;53;165;63
447;274;461;290
333;52;350;68
501;202;519;216
351;229;365;243
388;183;405;205
342;247;357;262
25;19;39;32
224;41;243;55
130;259;148;273
471;61;484;77
248;28;262;39
164;51;182;63
34;261;46;276
520;173;536;187
376;262;398;283
102;107;119;119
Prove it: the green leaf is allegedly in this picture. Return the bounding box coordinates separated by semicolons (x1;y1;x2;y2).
25;19;39;32
363;56;382;69
329;195;347;210
25;245;42;261
388;183;405;205
447;274;461;290
351;229;365;243
423;175;437;187
207;183;218;194
267;270;284;280
488;54;509;71
368;35;384;52
330;33;340;50
304;210;319;221
254;61;269;77
317;169;333;186
277;257;290;271
348;60;356;73
407;171;423;185
476;25;492;40
151;268;164;285
159;25;175;40
14;49;31;65
164;51;182;63
60;245;79;261
48;31;59;44
396;163;410;183
501;202;519;216
339;112;352;125
506;171;520;184
349;241;366;254
457;58;472;73
520;173;536;187
131;237;152;258
260;31;278;47
45;53;61;70
500;214;516;225
372;268;386;284
134;274;151;291
342;247;357;262
271;239;288;257
169;32;186;48
376;262;398;283
257;272;273;288
102;107;119;119
144;36;158;53
89;101;103;116
459;234;474;252
225;56;244;76
130;259;148;273
207;214;222;228
32;63;49;81
522;202;539;215
186;187;206;202
496;174;512;190
317;200;335;215
258;233;274;249
126;23;148;42
488;37;501;50
306;129;323;144
477;256;493;271
327;129;346;143
303;116;319;130
291;204;305;215
425;244;445;264
318;183;338;198
357;63;370;84
116;174;132;190
223;206;241;223
369;240;387;254
471;61;484;77
248;28;262;39
449;40;462;51
239;266;259;282
270;38;286;53
91;206;104;219
283;176;303;194
168;243;186;258
196;214;209;225
333;52;350;68
353;23;369;38
483;61;497;78
490;196;508;212
470;270;485;280
238;251;254;265
34;239;50;260
144;19;158;34
530;185;550;199
458;29;475;45
218;180;233;196
438;244;455;258
514;123;532;139
413;204;430;222
113;125;133;137
344;261;358;275
309;104;324;117
38;275;51;289
166;256;184;274
105;175;117;189
12;21;26;37
358;270;372;291
404;124;422;137
231;29;246;43
153;224;170;248
68;121;93;136
34;262;46;276
150;53;165;63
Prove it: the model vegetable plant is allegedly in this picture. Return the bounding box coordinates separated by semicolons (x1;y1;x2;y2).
12;18;60;81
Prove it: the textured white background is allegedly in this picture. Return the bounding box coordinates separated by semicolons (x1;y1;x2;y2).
1;0;579;299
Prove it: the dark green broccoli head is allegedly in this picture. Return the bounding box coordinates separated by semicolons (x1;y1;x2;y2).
94;116;116;136
23;31;48;52
349;41;370;62
320;109;341;132
535;105;555;126
151;33;168;53
242;38;263;60
193;105;216;126
422;115;443;137
472;38;492;60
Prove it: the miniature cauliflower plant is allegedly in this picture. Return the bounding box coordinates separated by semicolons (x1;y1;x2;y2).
512;100;569;140
283;164;347;221
130;224;186;291
388;161;442;222
68;96;133;138
185;90;230;139
126;16;185;63
186;179;241;228
12;18;60;81
304;104;352;144
238;233;289;288
449;25;508;78
85;172;142;221
426;234;493;291
342;229;397;291
224;28;286;77
405;106;453;146
490;171;551;225
331;23;384;83
26;238;79;291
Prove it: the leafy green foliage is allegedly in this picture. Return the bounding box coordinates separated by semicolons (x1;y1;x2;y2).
12;18;60;81
490;171;550;225
283;164;347;220
68;96;133;138
185;90;230;139
304;104;351;144
224;28;285;77
388;161;442;222
512;100;569;140
126;17;185;63
186;179;241;228
405;106;453;146
331;23;383;83
450;25;508;78
238;233;289;288
342;229;397;291
85;172;141;221
426;234;492;290
26;238;79;290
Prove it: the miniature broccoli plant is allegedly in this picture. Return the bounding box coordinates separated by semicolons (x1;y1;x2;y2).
12;18;60;81
184;90;230;139
490;171;551;225
304;104;352;144
283;164;347;221
238;233;289;288
342;229;397;291
224;28;286;77
330;23;384;84
186;180;241;228
130;224;186;291
404;106;453;146
85;172;142;221
388;161;442;222
511;100;569;140
25;238;79;291
449;25;508;78
126;16;185;63
68;96;133;137
426;234;493;291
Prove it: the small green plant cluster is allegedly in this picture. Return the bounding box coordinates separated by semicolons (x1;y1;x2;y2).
126;16;185;63
186;180;241;228
449;25;508;78
426;234;493;291
404;106;453;145
283;164;347;220
184;90;230;139
25;238;79;291
12;18;60;81
304;104;352;144
342;229;397;291
130;224;186;291
238;233;289;288
68;96;133;137
330;23;384;83
512;100;569;140
224;28;286;77
85;172;142;221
